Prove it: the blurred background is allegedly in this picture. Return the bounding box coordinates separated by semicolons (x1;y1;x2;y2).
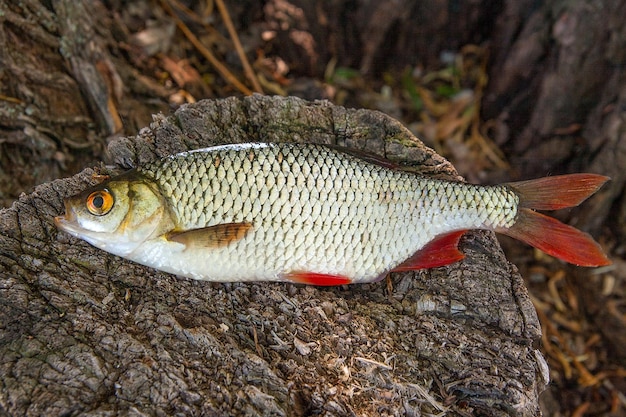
0;0;624;414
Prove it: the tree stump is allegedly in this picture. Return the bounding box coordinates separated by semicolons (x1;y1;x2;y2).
0;95;546;416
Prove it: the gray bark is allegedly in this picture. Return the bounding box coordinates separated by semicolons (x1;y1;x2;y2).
262;0;503;76
483;0;626;366
1;95;546;416
484;0;626;232
0;0;171;207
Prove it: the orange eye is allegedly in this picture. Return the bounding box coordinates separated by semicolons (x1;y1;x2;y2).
86;190;114;216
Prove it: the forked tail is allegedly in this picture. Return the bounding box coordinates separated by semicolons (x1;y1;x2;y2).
498;174;611;267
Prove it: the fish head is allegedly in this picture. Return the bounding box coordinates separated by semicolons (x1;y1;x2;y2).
55;175;174;257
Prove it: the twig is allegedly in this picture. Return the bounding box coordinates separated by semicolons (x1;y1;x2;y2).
161;0;253;95
0;94;24;104
168;0;210;24
354;356;392;370
214;0;263;93
533;298;600;386
407;382;449;413
251;325;263;357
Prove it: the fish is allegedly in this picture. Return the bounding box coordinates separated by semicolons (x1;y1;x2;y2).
54;142;611;285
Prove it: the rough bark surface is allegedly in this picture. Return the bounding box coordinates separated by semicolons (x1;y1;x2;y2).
482;0;626;367
1;95;546;416
0;0;171;207
262;0;503;76
484;0;626;230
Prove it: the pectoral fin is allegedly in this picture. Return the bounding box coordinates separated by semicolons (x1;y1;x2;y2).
166;222;253;249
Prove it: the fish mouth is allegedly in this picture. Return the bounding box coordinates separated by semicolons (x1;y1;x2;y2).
54;200;78;235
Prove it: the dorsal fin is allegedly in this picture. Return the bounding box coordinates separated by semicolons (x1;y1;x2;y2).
323;144;399;169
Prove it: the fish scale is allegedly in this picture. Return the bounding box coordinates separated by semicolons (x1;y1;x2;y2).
55;142;610;285
132;143;519;282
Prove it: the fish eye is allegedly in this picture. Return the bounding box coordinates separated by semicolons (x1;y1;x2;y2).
86;190;114;216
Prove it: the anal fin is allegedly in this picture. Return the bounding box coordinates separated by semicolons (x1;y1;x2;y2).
282;271;353;286
166;222;253;249
392;230;467;271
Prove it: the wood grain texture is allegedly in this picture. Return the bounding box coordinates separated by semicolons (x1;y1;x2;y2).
0;95;546;416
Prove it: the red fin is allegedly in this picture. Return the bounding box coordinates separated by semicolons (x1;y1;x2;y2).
282;271;353;286
392;230;467;271
507;174;609;210
499;208;610;267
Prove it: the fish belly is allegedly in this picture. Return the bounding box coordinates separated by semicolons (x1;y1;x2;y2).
131;189;489;283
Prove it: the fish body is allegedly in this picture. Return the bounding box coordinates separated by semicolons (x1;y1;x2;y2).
55;142;610;285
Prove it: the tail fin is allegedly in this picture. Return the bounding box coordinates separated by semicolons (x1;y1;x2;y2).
507;173;609;210
499;174;610;267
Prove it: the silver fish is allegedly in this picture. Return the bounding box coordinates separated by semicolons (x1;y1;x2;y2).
55;142;610;285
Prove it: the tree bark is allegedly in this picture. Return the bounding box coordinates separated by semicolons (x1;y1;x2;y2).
10;0;625;414
262;0;503;76
0;0;171;207
484;0;626;228
482;0;626;366
1;95;546;416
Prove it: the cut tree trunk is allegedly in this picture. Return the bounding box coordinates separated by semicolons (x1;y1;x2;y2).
8;0;624;414
0;95;546;416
